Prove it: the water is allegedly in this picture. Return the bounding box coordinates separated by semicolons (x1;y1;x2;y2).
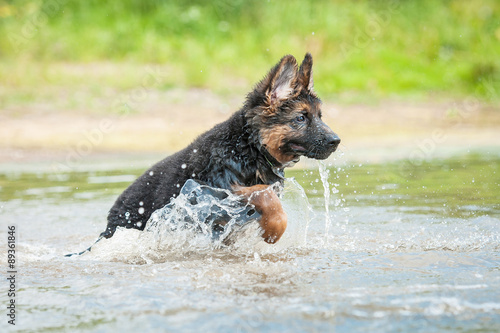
318;161;332;240
1;153;499;332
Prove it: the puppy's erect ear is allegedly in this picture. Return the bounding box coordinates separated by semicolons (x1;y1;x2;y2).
264;55;298;107
298;53;314;91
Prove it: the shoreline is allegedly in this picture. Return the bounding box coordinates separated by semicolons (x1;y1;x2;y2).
1;90;499;171
1;143;498;174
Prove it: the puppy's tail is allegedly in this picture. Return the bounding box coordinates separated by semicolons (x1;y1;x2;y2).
64;235;103;257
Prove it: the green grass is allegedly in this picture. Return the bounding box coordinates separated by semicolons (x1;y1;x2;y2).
1;0;499;102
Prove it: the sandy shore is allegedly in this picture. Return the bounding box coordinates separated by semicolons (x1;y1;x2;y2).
1;88;499;169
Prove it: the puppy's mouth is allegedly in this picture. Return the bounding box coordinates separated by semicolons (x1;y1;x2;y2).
278;143;303;166
287;142;338;160
289;143;307;153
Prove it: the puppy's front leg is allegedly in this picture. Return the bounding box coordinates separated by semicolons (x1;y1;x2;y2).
232;184;287;244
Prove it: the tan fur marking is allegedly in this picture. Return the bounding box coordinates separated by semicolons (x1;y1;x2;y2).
295;100;321;117
259;125;296;164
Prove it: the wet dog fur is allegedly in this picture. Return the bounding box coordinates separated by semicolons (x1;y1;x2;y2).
103;53;340;244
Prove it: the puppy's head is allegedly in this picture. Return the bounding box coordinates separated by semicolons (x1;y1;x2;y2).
245;53;340;166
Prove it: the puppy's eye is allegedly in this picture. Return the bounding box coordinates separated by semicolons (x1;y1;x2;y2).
296;115;306;122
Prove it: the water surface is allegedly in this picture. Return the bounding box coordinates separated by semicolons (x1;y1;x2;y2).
0;153;499;332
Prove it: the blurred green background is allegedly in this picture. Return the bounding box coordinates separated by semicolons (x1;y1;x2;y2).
1;0;499;102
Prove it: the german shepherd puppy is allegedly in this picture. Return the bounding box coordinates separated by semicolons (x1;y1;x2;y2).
103;53;340;244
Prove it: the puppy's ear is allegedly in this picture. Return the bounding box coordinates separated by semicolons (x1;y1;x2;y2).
263;55;298;107
298;53;314;91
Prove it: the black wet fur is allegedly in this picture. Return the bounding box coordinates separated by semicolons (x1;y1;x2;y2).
102;109;283;238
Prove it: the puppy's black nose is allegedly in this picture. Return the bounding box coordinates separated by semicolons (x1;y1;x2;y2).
327;135;341;148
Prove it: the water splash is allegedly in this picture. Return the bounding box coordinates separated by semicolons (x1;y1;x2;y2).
318;161;332;240
146;179;262;247
83;178;315;263
282;177;314;245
